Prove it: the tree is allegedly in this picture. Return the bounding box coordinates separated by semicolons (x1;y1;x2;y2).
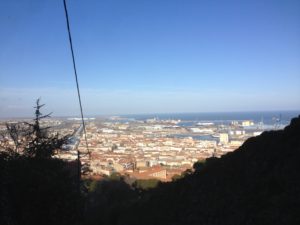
2;99;69;158
0;120;32;155
193;160;206;173
0;99;82;225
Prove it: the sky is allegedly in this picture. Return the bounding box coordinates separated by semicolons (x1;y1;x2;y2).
0;0;300;117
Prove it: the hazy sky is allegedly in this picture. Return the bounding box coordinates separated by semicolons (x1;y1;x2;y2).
0;0;300;117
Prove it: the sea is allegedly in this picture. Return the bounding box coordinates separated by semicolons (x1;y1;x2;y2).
119;111;299;141
121;111;300;127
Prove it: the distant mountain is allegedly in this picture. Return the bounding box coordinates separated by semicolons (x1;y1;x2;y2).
118;115;300;225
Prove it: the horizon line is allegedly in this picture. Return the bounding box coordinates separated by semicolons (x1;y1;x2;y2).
1;109;299;120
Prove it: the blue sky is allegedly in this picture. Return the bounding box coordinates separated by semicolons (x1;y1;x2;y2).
0;0;299;117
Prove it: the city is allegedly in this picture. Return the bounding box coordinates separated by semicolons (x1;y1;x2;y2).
1;115;283;182
1;0;299;224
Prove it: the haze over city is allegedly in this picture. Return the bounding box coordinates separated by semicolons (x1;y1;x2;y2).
1;0;300;117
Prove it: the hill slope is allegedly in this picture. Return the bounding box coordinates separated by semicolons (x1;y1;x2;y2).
118;116;300;225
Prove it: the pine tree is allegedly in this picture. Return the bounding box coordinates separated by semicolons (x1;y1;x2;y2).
1;99;69;158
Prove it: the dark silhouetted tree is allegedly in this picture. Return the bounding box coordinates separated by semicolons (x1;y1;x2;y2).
0;99;82;225
1;99;69;158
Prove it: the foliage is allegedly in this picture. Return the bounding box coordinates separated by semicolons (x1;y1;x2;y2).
171;174;183;181
1;100;299;225
0;99;82;225
84;178;138;225
193;159;206;173
0;155;82;225
133;179;161;190
113;116;300;225
1;99;69;158
109;172;122;181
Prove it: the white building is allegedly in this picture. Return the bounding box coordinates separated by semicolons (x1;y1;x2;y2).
219;133;229;144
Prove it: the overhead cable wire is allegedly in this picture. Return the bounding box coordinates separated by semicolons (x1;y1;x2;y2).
63;0;90;164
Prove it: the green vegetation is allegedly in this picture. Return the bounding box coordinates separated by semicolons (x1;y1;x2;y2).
84;177;137;225
193;159;206;172
133;179;161;190
0;155;82;225
0;100;82;225
1;101;299;225
114;116;300;225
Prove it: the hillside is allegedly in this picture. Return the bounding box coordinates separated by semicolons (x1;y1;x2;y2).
2;115;299;225
115;116;300;225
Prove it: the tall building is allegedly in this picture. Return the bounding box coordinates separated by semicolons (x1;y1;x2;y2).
219;133;229;144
